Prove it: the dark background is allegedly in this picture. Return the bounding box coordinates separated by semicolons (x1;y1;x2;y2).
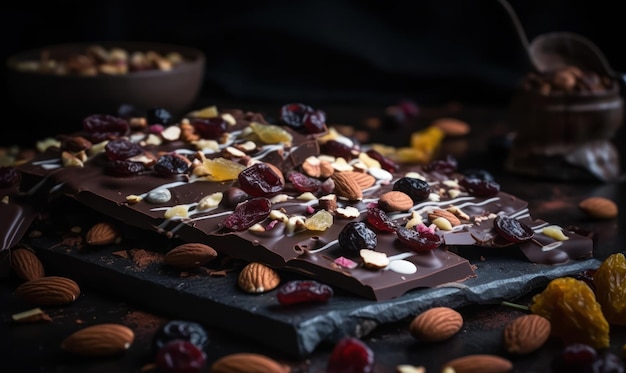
1;0;624;108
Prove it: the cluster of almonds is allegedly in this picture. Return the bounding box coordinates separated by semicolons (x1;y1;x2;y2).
14;44;185;76
520;65;615;95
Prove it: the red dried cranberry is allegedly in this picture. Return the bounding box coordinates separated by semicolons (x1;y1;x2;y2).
423;154;458;174
155;339;206;373
552;343;598;373
459;177;500;197
82;114;129;143
104;138;144;161
338;222;377;252
277;280;334;306
153;320;209;352
302;109;327;134
396;226;442;252
0;167;21;188
365;149;399;173
105;160;146;176
238;163;284;197
189;117;227;140
287;171;322;193
279;103;314;129
365;207;397;233
392;177;430;203
154;153;191;176
493;215;534;243
327;336;374;373
221;197;271;231
321;140;356;161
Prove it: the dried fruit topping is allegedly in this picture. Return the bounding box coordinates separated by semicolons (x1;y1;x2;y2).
238;163;285;197
250;122;293;144
459;176;500;197
279;103;314;128
153;320;209;351
530;277;610;349
551;343;625;373
146;107;173;125
189;117;227;140
365;207;398;233
302;109;327;134
0;166;21;188
462;168;495;182
327;336;374;373
155;339;206;373
82;114;129;143
277;280;334;306
287;170;322;193
154;153;191;176
493;215;535;243
593;252;626;325
338;222;377;252
396;225;442;252
221;197;271;231
365;149;399;173
423;154;458;174
321;140;356;161
392;177;430;203
104;138;144;161
105;159;146;176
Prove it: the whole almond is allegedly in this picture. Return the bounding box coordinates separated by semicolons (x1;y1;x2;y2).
442;354;513;373
503;314;551;354
9;245;45;281
210;352;289;373
61;323;135;356
238;262;280;293
378;191;414;212
579;197;618;219
15;276;80;305
331;172;362;200
164;243;218;269
348;171;376;189
85;221;120;245
409;307;463;342
428;209;461;226
431;118;470;136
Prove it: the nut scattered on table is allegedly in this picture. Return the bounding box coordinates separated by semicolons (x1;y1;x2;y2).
209;352;289;373
9;244;45;281
164;243;218;270
408;306;463;342
441;354;513;373
85;221;121;246
578;196;618;219
61;323;135;356
237;262;281;293
503;314;551;354
14;276;81;306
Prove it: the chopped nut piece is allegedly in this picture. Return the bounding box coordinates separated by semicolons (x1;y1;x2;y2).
12;308;52;323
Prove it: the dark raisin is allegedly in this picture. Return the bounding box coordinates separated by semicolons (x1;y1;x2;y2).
321;140;356;161
592;350;625;373
365;149;399;173
462;168;495;182
366;207;397;233
222;187;249;208
459;176;500;197
279;103;314;128
153;320;209;352
302;109;327;134
277;280;334;306
104;138;144;161
573;268;597;293
327;336;375;373
493;215;534;243
105;160;146;176
154;153;191;176
82;114;129;143
221;197;271;231
396;225;442;252
147;107;173;125
189;117;227;140
155;339;206;373
393;177;430;203
0;167;21;188
423;154;458;174
238;163;284;197
287;171;322;193
338;222;377;252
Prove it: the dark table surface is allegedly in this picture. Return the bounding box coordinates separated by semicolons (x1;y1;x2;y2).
1;97;624;373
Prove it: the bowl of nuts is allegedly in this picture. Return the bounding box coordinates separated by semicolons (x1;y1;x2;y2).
6;41;205;140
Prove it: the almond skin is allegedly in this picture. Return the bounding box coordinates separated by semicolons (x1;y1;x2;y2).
61;323;135;356
15;276;80;305
442;354;513;373
85;221;120;245
409;307;463;342
164;243;218;269
237;262;280;293
431;118;471;137
378;191;414;212
503;314;551;354
578;197;618;219
331;172;362;200
9;245;45;281
210;352;289;373
428;209;461;226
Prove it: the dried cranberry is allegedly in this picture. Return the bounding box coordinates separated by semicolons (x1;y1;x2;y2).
147;107;173;125
365;149;399;173
462;168;495;182
277;280;334;306
279;103;314;128
153;320;209;352
302;109;327;134
338;222;377;252
365;207;397;233
393;177;430;203
238;163;284;197
423;154;458;174
105;160;146;176
155;340;206;373
104;138;144;161
82;114;129;143
221;197;271;231
321;140;356;161
327;336;374;373
552;343;598;373
396;226;442;252
189;117;227;140
493;215;534;243
459;176;500;197
154;153;191;176
287;171;321;193
0;167;21;188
